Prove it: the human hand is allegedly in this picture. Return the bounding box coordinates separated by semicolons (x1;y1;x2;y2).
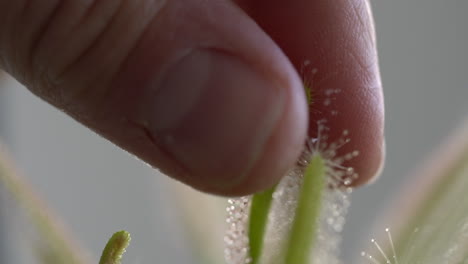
0;0;384;196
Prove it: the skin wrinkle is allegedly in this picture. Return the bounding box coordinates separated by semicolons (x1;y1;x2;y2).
0;1;24;67
3;0;58;89
16;0;63;84
52;0;125;81
99;1;188;126
99;0;169;111
121;117;195;189
21;0;39;14
78;0;112;26
38;0;125;84
172;1;235;53
343;3;378;77
61;0;165;121
21;0;167;120
0;1;21;76
365;0;377;47
45;0;127;115
330;19;376;78
348;35;377;78
27;1;65;96
347;0;370;36
97;5;184;127
37;1;135;114
24;1;62;76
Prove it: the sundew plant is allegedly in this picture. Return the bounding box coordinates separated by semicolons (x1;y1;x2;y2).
178;95;468;264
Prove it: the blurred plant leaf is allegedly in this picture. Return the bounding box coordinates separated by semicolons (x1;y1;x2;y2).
362;117;468;264
167;179;227;264
0;144;91;264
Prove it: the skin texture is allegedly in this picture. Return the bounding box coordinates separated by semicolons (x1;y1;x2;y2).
0;0;384;196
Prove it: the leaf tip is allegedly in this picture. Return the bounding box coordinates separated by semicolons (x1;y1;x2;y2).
99;230;131;264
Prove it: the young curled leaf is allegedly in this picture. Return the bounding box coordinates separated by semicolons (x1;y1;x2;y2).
99;231;131;264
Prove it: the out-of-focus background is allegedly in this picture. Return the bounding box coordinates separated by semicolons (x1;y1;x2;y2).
1;0;467;263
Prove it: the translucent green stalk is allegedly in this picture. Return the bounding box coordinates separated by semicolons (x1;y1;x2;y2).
248;186;276;264
284;155;326;264
0;146;89;264
99;231;131;264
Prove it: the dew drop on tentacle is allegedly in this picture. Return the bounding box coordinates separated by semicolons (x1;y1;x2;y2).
224;197;252;264
361;228;401;264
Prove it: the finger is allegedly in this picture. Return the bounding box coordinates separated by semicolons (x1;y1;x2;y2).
237;0;385;186
0;0;308;195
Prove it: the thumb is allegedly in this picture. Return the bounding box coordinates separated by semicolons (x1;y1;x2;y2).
0;0;308;195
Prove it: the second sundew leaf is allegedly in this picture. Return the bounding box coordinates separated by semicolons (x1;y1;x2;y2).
284;155;326;264
392;147;468;263
360;119;468;264
248;186;276;264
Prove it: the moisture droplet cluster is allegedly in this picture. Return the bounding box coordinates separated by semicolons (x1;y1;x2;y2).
303;121;356;264
225;197;252;264
224;120;359;264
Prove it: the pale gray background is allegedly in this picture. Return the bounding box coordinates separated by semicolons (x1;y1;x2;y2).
1;0;468;263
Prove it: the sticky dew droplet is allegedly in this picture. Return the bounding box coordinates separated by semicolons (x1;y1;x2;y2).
224;197;252;264
362;229;400;264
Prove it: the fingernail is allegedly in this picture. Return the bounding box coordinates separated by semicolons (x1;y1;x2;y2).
151;49;285;191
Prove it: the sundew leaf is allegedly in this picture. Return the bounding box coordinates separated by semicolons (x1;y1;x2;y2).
99;231;131;264
362;118;468;264
396;149;468;263
248;187;276;264
284;155;326;264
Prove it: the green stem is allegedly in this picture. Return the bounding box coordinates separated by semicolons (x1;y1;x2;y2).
284;155;326;264
248;186;276;264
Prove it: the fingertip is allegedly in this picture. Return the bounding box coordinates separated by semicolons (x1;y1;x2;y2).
238;0;385;188
306;69;385;187
348;131;385;187
326;78;385;187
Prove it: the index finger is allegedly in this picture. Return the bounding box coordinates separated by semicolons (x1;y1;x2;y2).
237;0;385;185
